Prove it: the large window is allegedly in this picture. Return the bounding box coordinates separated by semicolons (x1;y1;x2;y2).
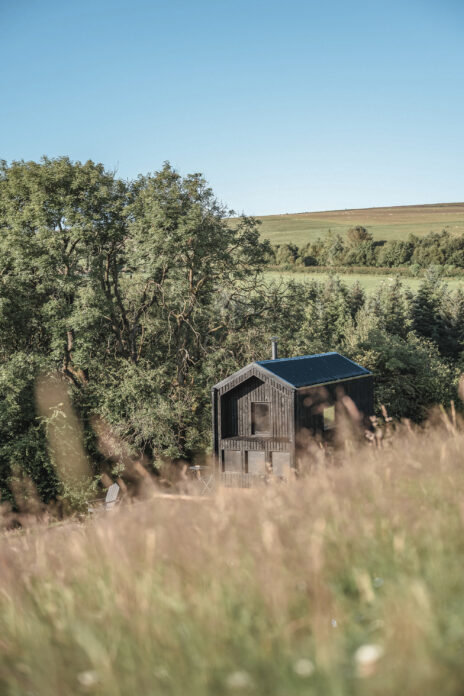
251;402;270;435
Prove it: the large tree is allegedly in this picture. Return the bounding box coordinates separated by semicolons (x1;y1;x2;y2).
0;158;275;503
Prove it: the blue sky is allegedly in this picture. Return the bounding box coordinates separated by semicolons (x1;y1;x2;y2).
1;0;463;214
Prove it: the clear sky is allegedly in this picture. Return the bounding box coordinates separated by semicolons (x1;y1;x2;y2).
1;0;463;215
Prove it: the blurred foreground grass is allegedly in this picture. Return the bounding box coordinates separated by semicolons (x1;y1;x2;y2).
2;416;464;695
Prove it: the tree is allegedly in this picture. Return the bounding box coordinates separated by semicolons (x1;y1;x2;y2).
344;240;378;266
367;277;411;336
0;158;275;490
0;157;127;377
0;157;128;505
91;163;271;458
320;232;346;266
378;239;414;267
346;226;372;245
1;156;463;507
351;329;456;422
411;273;457;358
273;243;299;266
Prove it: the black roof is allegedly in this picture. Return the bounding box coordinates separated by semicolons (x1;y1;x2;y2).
257;352;371;388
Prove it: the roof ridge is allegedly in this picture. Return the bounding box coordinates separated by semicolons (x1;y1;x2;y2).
257;352;337;365
213;352;371;390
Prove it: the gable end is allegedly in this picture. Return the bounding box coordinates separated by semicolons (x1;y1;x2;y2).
214;363;294;396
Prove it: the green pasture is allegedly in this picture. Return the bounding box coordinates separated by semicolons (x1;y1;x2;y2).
255;204;464;246
264;270;464;294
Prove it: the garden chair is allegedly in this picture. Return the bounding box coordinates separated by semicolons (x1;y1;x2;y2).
88;482;121;513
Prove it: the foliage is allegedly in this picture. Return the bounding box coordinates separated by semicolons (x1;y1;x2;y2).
0;353;57;505
1;157;463;505
0;157;274;503
346;225;372;245
269;229;464;270
352;330;456;421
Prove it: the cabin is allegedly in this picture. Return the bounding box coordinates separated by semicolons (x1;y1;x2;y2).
212;341;373;484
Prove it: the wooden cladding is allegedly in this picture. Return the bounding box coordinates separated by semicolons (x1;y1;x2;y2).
223;450;242;473
295;375;374;434
212;361;374;484
220;374;293;441
271;452;291;477
247;451;266;474
220;449;292;476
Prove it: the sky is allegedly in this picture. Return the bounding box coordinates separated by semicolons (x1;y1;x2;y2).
1;0;463;215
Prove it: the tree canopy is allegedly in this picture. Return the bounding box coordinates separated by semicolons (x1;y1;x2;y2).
0;157;462;508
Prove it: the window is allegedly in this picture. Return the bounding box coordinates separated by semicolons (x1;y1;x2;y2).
251;402;270;435
323;405;335;430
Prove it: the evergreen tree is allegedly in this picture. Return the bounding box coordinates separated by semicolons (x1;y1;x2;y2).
411;273;457;357
368;277;410;336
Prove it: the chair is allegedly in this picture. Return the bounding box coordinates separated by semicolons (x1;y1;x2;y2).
88;482;121;513
189;466;214;495
104;482;121;509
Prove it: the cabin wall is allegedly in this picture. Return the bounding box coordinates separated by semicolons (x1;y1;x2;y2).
295;375;374;435
212;367;374;477
220;375;293;440
213;366;295;471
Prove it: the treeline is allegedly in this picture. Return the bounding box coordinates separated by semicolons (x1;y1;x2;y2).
1;158;463;508
269;226;464;273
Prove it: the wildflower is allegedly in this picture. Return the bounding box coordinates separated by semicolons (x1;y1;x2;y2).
225;670;253;689
293;658;315;677
354;644;384;677
77;670;99;688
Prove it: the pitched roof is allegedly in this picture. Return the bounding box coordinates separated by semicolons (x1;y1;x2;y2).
256;352;371;388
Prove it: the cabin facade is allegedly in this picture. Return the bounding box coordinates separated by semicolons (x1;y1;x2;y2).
212;351;373;482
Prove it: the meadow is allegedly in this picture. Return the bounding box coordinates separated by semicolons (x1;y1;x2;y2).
264;269;464;293
256;203;464;246
2;411;464;695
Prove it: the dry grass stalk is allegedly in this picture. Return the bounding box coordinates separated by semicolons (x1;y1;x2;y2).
0;409;463;694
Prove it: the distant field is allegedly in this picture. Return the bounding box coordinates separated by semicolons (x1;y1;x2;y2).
264;270;464;294
253;203;464;246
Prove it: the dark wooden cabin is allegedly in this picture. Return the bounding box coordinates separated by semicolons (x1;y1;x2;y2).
212;348;373;483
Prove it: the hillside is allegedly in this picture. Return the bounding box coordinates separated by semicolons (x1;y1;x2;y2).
255;202;464;246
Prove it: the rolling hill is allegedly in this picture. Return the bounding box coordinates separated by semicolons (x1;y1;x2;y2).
254;202;464;246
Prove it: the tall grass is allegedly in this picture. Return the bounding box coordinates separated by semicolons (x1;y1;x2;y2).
2;414;464;694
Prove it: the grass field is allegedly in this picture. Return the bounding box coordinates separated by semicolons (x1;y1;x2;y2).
254;203;464;246
264;270;464;294
2;413;464;695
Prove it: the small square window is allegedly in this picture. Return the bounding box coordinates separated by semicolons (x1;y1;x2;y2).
323;405;335;430
251;402;270;435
